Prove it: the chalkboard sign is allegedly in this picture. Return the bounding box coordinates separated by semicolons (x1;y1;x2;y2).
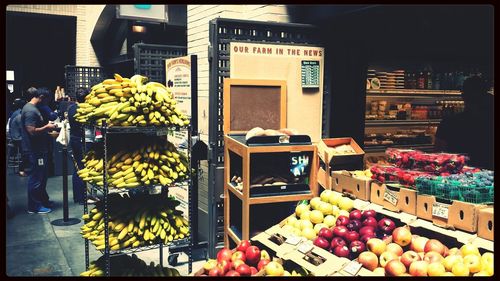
301;60;320;88
223;79;286;134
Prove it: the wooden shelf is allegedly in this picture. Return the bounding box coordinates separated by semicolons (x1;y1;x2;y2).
364;144;435;153
367;89;462;96
365;119;442;127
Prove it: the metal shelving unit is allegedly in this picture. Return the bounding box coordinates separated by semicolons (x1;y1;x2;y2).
366;89;462;96
82;122;194;276
365;119;442;127
364;143;435;153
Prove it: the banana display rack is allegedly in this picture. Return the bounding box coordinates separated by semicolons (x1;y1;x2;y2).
81;121;194;276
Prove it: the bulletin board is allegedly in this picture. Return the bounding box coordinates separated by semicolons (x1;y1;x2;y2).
230;42;325;142
223;78;287;134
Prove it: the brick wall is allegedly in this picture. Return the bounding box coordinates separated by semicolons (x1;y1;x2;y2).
6;4;104;67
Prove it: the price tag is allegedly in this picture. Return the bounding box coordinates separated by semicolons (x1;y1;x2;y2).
156;128;168;136
342;260;363;276
297;241;313;254
383;189;398;206
149;185;162;195
285;236;302;246
432;202;450;219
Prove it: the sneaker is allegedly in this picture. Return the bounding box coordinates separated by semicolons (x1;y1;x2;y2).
43;201;55;208
86;198;97;204
27;207;52;214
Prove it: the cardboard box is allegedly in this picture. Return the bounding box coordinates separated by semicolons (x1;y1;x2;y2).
253;224;303;257
477;208;494;241
331;170;372;201
317;138;365;171
317;166;330;189
279;244;350;276
416;194;490;233
370;181;417;215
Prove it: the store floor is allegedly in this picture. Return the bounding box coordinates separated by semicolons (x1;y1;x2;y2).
6;171;205;276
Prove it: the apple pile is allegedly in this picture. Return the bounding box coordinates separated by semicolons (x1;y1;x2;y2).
386;148;467;175
370;164;430;186
198;240;272;276
312;209;397;260
280;190;355;241
357;227;494;277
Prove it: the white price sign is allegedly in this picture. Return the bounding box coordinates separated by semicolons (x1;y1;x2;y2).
432;202;450;219
383;189;398;206
342;260;363;276
297;241;314;254
285;236;302;246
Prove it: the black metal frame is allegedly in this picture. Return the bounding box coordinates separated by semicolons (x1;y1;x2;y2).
133;43;187;85
82;124;194;276
206;18;331;258
64;66;105;98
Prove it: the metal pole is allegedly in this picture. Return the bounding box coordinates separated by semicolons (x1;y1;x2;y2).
52;116;80;226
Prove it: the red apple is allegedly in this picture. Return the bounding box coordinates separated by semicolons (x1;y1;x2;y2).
378;218;396;234
358;251;379;271
359;226;376;237
332;226;348;238
236;240;251;253
360;233;377;244
400;250;421;268
410;236;429;253
225;270;240;276
333;245;350;258
249;266;258;276
381;233;393;244
349;209;362;221
313;236;330;250
362;216;378;228
362;209;377;219
330;237;347;250
424;239;445;256
245;246;261;266
218;260;231;275
336;215;350;226
392;226;412;247
386;243;404;256
380;251;399;267
318;227;334;241
385;259;407;276
423;251;444;264
231;259;245;270
235;264;252;276
257;259;270;271
217;248;233;262
209;267;224;276
349;240;366;257
346;220;362;231
409;260;429;276
344;231;360;242
231;251;246;263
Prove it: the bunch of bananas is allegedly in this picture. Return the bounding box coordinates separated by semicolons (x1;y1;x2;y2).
80;194;190;251
77;138;189;189
80;254;181;277
74;74;189;127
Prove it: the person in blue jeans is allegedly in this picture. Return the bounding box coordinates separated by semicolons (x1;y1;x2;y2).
21;87;57;213
67;87;96;204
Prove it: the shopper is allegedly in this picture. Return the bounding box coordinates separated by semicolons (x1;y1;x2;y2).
435;76;494;169
68;87;96;204
21;87;57;214
36;87;58;177
8;98;29;176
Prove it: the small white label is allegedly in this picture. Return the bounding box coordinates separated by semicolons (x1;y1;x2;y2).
149;185;162;195
297;241;313;254
343;260;363;276
383;189;398;206
432;202;450;219
38;158;44;166
285;236;302;246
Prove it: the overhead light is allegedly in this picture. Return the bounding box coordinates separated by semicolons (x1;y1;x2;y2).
132;25;147;33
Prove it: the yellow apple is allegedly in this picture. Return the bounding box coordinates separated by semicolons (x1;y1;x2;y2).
283;270;291;276
442;254;463;272
447;247;460;256
299;220;313;231
328;191;342;206
318;202;333;215
338;197;354;211
427;262;446;276
440;272;455;276
282;224;294;233
310;197;322;210
481;252;493;266
295;204;310;217
320;190;333;202
293;220;302;229
474;271;490;276
460;243;480;257
301;228;316;240
331;205;340;217
287;216;298;225
310;210;324;224
265;261;284;276
313;223;328;234
452;262;470;276
292;228;302;236
338;209;350;218
323;215;337;227
463;254;482;274
300;210;311;221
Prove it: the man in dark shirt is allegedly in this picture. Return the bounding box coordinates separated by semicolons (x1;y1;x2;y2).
435;76;494;170
21;87;57;213
9;98;28;176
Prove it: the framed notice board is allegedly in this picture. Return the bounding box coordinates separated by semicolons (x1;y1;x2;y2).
301;60;320;88
223;78;287;134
